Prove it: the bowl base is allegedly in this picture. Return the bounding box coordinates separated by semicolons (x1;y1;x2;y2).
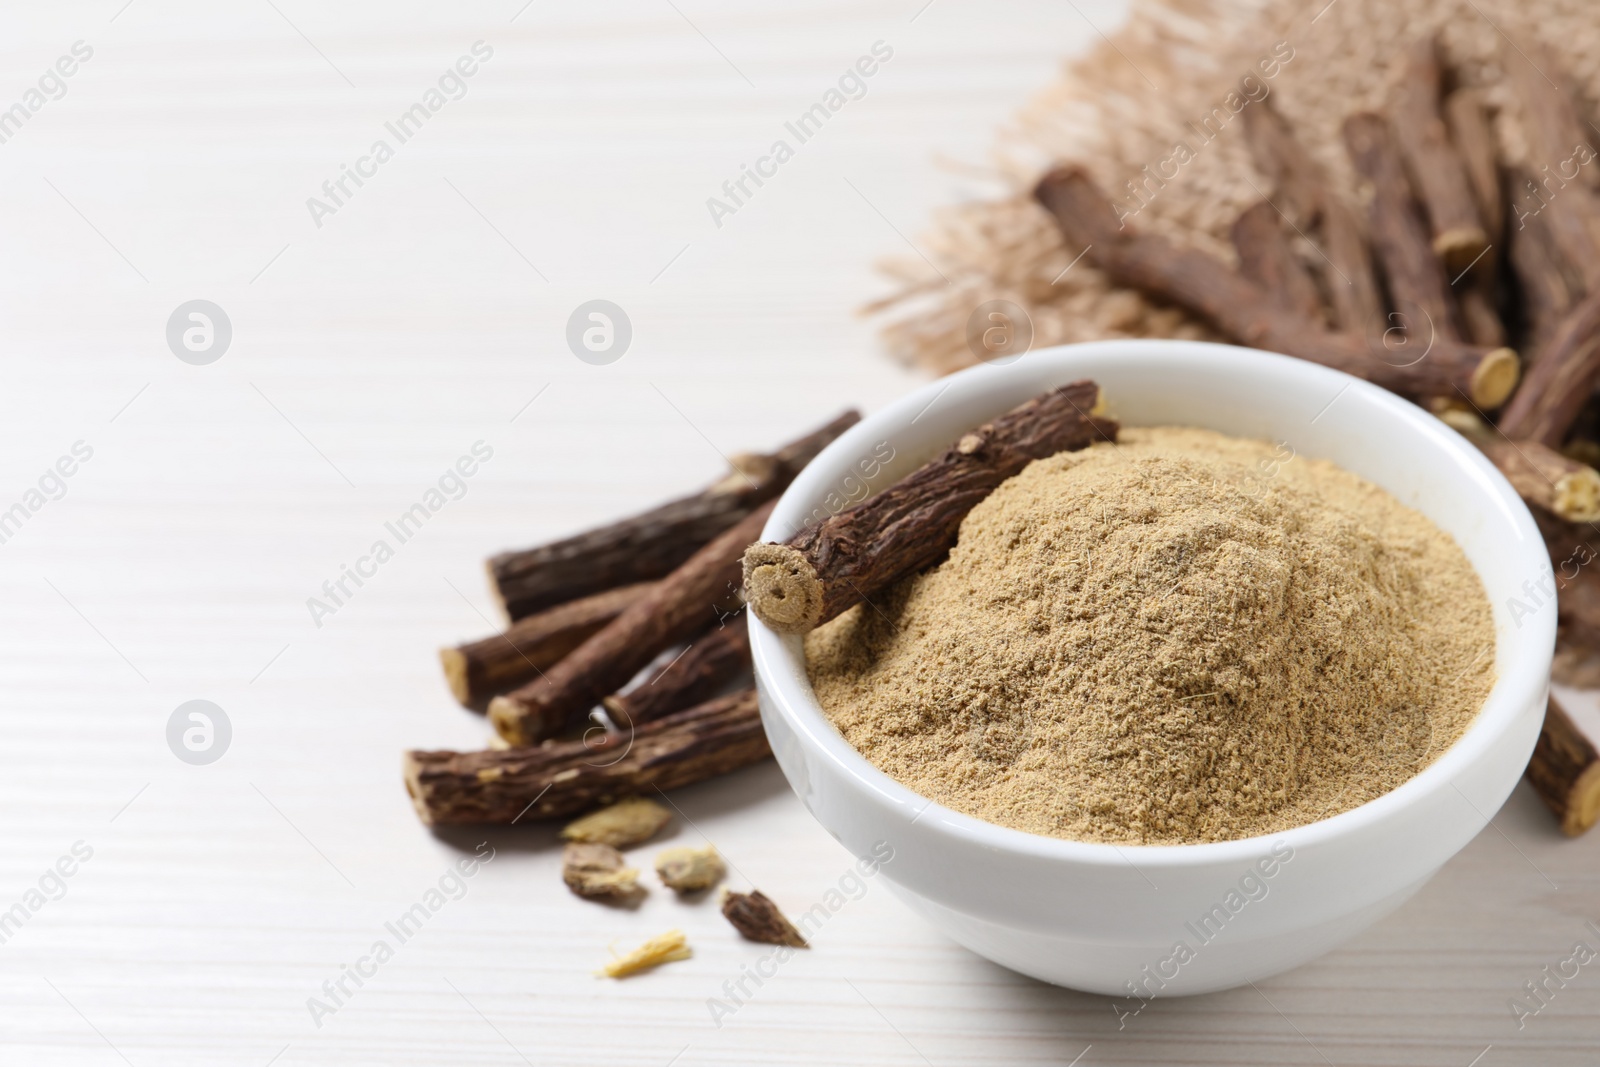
886;873;1433;997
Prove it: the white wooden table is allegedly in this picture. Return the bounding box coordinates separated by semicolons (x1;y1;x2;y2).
1;1;1596;1063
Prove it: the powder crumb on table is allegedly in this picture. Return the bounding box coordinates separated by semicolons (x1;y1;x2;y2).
805;426;1496;845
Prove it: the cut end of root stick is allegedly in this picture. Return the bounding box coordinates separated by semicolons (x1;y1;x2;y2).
1470;347;1520;409
438;647;472;706
742;543;825;634
717;452;781;493
487;695;533;746
400;752;435;826
1554;467;1600;523
1432;226;1491;276
1565;763;1600;836
483;557;513;624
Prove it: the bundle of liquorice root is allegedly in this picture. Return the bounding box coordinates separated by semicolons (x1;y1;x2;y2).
402;382;1124;828
403;411;858;826
1032;31;1600;834
403;30;1600;839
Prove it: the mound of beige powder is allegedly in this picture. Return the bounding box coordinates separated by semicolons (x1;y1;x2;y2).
805;427;1495;845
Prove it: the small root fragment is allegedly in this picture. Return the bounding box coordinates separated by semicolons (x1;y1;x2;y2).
562;843;643;903
655;845;726;894
597;929;692;978
721;889;808;948
561;797;673;848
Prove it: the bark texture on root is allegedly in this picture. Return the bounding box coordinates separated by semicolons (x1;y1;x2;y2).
1501;36;1600;293
1508;195;1578;358
1432;87;1506;349
489;501;774;746
1442;87;1504;246
405;689;767;826
1477;438;1600;522
441;582;654;709
1241;99;1383;334
743;380;1116;634
1498;293;1600;446
1526;695;1600;836
1388;36;1490;275
722;890;808;947
1230;201;1324;324
486;410;859;620
1534;509;1600;647
1457;286;1507;349
602;617;751;728
1034;166;1519;408
1342;112;1464;343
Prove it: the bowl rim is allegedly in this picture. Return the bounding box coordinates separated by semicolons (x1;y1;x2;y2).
750;339;1555;870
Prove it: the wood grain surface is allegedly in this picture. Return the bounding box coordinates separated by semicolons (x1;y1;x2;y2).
0;1;1596;1064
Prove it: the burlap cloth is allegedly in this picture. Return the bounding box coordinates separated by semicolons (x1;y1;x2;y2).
873;0;1600;374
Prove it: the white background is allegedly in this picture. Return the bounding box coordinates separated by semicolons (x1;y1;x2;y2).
0;1;1597;1064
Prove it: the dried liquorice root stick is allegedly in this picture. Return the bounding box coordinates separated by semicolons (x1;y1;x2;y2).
1535;508;1600;640
1457;284;1507;349
1242;99;1384;334
602;617;751;728
1343;112;1464;343
1443;87;1503;246
1501;36;1600;293
1437;86;1507;348
1034;167;1520;407
1502;36;1600;194
405;689;767;825
722;890;808;948
440;582;655;709
1498;293;1600;447
1535;506;1598;566
1230;201;1324;324
1476;437;1600;523
1568;400;1600;467
743;380;1116;635
1558;565;1600;652
1526;695;1600;837
1388;36;1490;274
487;410;859;621
1508;191;1578;358
1523;517;1600;836
489;501;775;746
562;843;643;902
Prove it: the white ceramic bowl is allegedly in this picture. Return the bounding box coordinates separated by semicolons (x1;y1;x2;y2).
750;340;1554;996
